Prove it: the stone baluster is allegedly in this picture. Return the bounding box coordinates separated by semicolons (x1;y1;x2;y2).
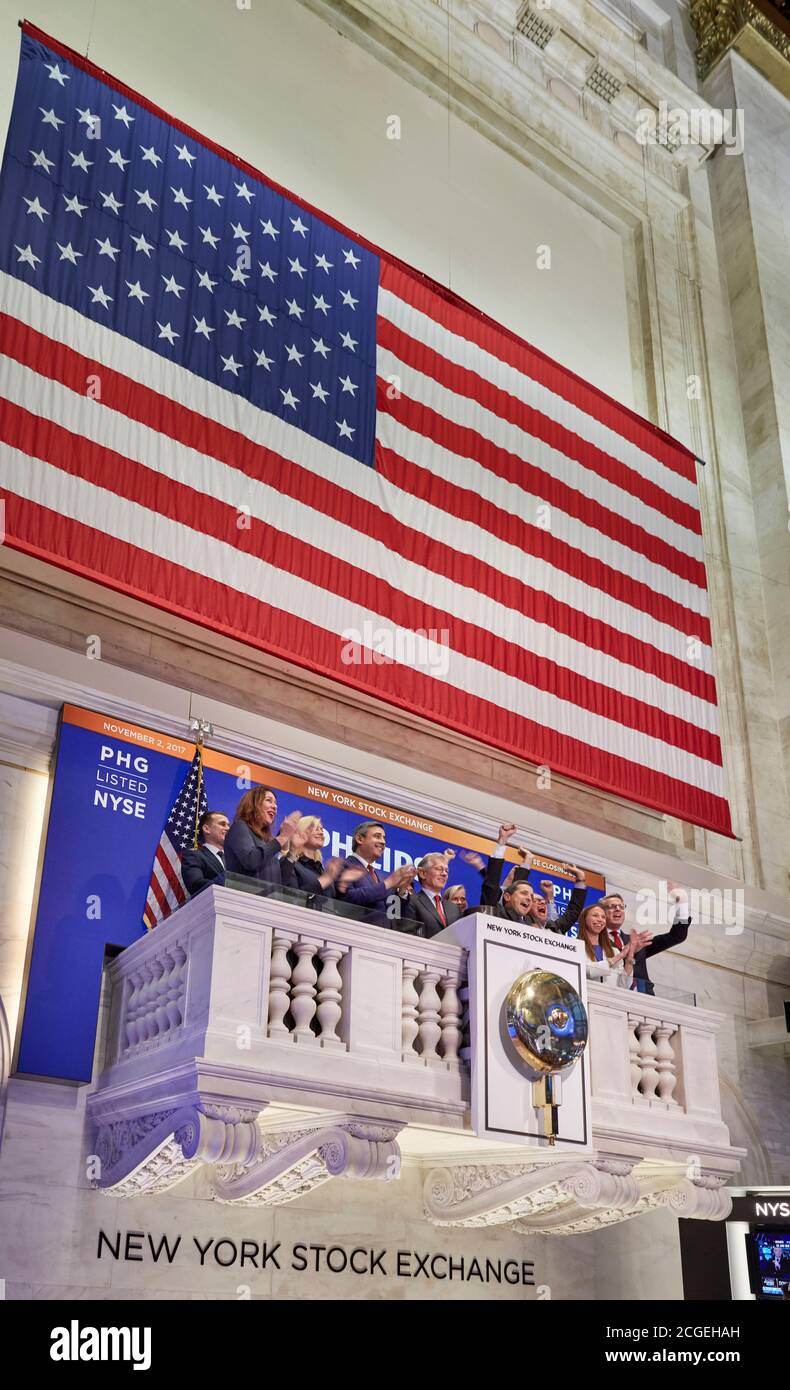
458;984;471;1062
268;931;294;1037
635;1021;660;1099
124;969;143;1050
439;970;463;1066
166;944;187;1029
316;944;345;1047
291;940;318;1042
627;1014;641;1095
654;1023;679;1104
152;953;169;1038
401;963;420;1060
417;968;442;1064
136;961;156;1042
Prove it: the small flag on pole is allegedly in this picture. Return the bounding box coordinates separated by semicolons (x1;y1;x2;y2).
142;744;208;929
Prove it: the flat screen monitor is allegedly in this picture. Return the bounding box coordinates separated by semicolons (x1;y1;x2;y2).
745;1229;790;1300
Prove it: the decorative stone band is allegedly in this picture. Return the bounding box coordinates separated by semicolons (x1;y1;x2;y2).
423;1156;733;1234
92;1107;402;1205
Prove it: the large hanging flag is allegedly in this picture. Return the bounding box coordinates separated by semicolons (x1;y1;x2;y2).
142;744;207;929
0;26;732;836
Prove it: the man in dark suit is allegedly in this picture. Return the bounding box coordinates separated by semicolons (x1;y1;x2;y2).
181;810;230;897
602;887;692;995
409;852;464;938
338;820;417;930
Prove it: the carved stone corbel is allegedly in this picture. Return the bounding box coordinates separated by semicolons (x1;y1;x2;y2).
211;1121;403;1206
665;1174;733;1220
423;1155;732;1232
93;1105;263;1197
423;1160;583;1227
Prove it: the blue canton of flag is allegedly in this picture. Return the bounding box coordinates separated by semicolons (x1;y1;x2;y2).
0;34;378;466
143;746;208;929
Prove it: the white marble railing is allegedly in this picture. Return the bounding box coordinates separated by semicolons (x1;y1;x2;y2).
587;983;734;1158
97;885;470;1129
86;891;741;1212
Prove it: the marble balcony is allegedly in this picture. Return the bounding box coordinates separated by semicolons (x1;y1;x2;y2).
85;886;744;1234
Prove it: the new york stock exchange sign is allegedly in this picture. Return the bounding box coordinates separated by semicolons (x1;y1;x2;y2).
97;1228;539;1288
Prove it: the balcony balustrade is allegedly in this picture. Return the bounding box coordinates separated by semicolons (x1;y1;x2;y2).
86;883;743;1232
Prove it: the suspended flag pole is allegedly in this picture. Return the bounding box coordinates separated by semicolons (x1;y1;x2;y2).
142;718;213;930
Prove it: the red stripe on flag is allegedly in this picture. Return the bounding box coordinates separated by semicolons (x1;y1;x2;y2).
0;312;711;654
377;314;702;535
375;441;711;646
377;379;706;590
147;863;170;921
380;261;699;484
0;495;733;834
0;402;723;763
156;842;185;906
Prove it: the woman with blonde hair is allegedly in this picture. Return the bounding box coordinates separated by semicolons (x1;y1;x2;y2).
576;902;650;988
284;815;363;900
224;785;301;885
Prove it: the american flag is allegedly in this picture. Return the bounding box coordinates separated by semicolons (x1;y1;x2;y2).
0;27;731;837
142;746;207;929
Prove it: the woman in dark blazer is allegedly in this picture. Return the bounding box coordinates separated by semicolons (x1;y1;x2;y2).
283;816;364;901
224;786;301;886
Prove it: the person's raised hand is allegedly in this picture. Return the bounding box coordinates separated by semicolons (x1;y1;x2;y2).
276;809;302;845
539;879;555;899
289;825;308;856
337;865;365;891
497;822;517;845
460;850;485;872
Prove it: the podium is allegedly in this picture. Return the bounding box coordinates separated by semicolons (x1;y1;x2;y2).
435;913;593;1152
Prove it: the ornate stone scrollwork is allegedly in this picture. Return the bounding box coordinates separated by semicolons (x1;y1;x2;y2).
211;1121;402;1207
423;1156;732;1233
665;1176;732;1220
92;1106;262;1197
424;1161;580;1228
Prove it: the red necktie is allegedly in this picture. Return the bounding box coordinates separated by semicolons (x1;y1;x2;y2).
434;894;447;926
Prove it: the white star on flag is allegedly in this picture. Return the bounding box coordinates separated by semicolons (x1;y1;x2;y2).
23;195;48;221
15;243;41;269
126;280;150;304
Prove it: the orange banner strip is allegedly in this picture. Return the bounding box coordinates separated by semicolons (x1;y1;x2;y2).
62;704;605;887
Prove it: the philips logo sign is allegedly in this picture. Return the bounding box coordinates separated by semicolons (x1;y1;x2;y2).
755;1202;790;1218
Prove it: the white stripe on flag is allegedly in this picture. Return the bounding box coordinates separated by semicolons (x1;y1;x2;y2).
0;442;727;798
377;285;700;511
0;352;719;730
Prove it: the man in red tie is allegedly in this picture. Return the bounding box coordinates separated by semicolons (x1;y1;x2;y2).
338;820;417;929
409;851;462;938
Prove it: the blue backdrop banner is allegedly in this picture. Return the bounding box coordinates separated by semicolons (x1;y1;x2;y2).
17;703;605;1081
